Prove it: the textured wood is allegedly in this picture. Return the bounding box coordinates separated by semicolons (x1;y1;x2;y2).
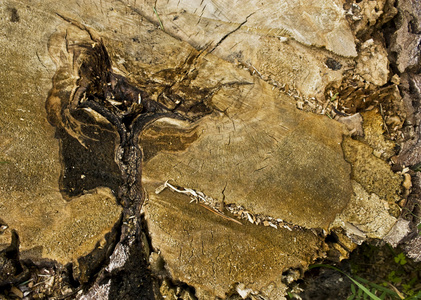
0;0;404;298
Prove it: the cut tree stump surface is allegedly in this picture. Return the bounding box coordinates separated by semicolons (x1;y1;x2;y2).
0;0;407;298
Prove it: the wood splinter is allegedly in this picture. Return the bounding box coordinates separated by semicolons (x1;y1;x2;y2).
156;181;243;225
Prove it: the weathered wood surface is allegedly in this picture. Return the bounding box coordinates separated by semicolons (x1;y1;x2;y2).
391;0;421;262
147;0;358;57
0;2;123;266
140;60;353;230
146;184;324;299
132;0;358;99
0;0;408;298
137;39;352;297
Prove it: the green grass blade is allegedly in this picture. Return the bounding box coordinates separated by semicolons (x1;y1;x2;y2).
153;6;164;30
309;264;382;300
353;275;399;297
347;276;381;300
406;291;421;300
